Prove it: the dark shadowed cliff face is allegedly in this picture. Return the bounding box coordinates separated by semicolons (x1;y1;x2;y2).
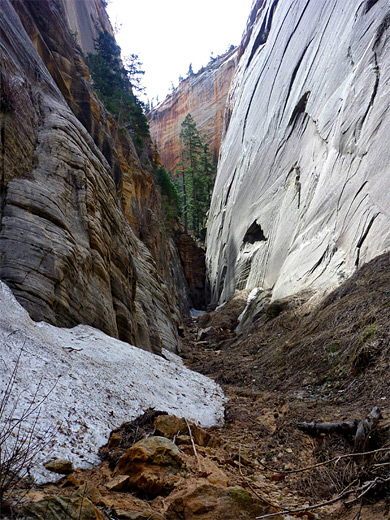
0;0;187;354
207;0;390;305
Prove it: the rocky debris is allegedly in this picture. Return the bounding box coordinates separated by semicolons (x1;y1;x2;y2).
115;436;186;497
23;495;105;520
44;459;74;475
197;327;213;341
113;508;165;520
153;414;219;449
207;0;390;306
13;255;390;520
100;409;168;467
198;290;250;330
188;251;390;400
106;475;130;492
149;48;237;172
0;282;225;484
165;484;272;519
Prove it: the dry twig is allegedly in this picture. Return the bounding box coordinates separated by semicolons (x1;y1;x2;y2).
261;446;390;475
184;418;201;471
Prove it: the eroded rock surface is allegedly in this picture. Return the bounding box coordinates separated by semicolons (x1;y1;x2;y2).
24;496;105;520
0;0;185;353
166;484;270;520
115;437;186;497
149;49;237;171
207;0;390;304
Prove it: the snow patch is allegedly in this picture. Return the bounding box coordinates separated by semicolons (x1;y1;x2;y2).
0;281;225;484
237;287;261;323
215;301;227;312
190;308;206;319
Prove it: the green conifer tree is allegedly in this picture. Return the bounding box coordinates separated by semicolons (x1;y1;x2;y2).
177;114;216;238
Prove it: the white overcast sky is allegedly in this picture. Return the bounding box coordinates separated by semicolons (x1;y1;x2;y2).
106;0;254;103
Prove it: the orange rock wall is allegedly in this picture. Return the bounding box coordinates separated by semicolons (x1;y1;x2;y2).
149;50;237;173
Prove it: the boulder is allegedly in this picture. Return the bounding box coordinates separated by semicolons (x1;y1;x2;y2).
115;436;186;497
24;495;104;520
43;459;73;475
153;415;217;448
166;484;272;519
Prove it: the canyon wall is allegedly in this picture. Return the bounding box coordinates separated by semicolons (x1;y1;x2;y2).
0;0;187;354
58;0;113;54
149;50;237;172
207;0;390;304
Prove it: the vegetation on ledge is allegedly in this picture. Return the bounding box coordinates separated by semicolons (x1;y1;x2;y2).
87;30;149;144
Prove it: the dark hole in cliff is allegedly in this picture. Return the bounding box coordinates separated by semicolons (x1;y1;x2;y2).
243;221;267;244
247;0;279;68
373;13;390;50
78;99;92;134
288;91;310;128
364;0;379;14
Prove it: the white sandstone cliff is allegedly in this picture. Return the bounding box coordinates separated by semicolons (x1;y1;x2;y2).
207;0;390;304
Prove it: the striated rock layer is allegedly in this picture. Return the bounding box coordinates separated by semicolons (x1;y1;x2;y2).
0;0;185;354
58;0;113;54
149;50;237;172
207;0;390;304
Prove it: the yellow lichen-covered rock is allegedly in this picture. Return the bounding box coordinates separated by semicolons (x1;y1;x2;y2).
153;415;217;448
115;437;186;497
24;495;105;520
43;459;73;475
166;484;272;520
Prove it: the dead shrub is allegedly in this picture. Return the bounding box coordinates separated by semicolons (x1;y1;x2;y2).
0;347;56;516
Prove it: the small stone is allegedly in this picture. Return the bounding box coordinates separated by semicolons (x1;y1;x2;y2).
154;415;187;439
108;432;121;450
176;435;191;445
197;327;213;341
78;482;104;506
44;459;73;475
61;473;82;488
114;509;165;520
166;484;271;519
106;475;130;492
115;436;186;497
269;473;286;482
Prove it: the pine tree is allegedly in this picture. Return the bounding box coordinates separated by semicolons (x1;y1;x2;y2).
177;114;216;238
87;30;149;141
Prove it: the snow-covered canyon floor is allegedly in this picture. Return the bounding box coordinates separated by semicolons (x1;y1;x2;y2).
0;281;225;483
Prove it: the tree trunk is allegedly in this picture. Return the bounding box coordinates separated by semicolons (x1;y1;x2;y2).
297;407;381;452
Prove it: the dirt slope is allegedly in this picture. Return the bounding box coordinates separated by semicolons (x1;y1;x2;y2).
6;253;390;519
